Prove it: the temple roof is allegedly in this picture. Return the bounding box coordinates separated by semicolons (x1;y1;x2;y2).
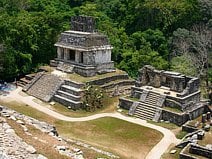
55;30;112;50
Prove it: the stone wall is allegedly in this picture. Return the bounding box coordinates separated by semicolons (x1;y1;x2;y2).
96;62;114;73
131;86;144;99
57;32;110;48
94;50;111;64
189;143;212;158
161;110;189;126
71;16;96;33
165;91;201;110
182;123;199;133
64;80;85;88
177;77;200;97
88;74;129;85
118;97;133;110
74;65;96;77
137;65;200;94
161;103;207;126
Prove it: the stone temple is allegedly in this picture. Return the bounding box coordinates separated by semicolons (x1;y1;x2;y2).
50;16;115;77
22;16;134;110
119;65;209;125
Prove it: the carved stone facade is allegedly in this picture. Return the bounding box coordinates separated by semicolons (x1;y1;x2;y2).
52;16;115;77
136;65;200;95
119;65;207;125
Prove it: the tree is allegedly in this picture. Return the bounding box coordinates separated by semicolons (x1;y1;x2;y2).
170;24;212;96
170;55;197;76
82;84;105;112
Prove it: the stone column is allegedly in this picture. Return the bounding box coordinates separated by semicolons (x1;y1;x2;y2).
64;48;68;61
75;51;80;63
57;47;62;59
206;112;211;120
202;114;206;123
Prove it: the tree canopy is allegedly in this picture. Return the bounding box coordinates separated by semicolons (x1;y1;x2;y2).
0;0;211;87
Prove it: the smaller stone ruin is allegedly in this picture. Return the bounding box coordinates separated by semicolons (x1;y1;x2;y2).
119;65;209;125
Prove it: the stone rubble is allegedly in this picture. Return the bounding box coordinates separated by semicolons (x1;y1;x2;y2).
0;105;120;159
0;117;46;159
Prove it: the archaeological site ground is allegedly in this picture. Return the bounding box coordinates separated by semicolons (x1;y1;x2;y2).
0;16;211;159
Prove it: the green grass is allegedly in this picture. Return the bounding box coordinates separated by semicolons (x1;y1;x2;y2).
125;96;140;101
163;106;183;113
67;69;127;83
1;100;163;159
148;120;179;130
56;117;163;159
176;131;188;139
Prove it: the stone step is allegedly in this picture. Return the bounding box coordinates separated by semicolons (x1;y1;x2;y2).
135;106;156;114
56;90;81;102
135;107;156;115
138;102;158;110
64;80;85;89
25;74;36;80
61;85;83;96
134;110;155;118
20;78;30;84
143;100;157;105
17;81;25;87
54;94;82;109
148;93;161;98
135;115;153;121
147;95;160;100
136;105;156;114
134;113;154;120
26;74;63;102
100;79;135;89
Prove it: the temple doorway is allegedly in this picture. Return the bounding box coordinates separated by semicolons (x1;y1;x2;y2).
79;52;84;63
68;50;75;61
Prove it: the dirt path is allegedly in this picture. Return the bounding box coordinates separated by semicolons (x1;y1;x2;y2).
0;87;181;159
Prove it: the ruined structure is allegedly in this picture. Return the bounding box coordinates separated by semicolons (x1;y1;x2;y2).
119;65;208;125
23;16;134;110
51;16;115;76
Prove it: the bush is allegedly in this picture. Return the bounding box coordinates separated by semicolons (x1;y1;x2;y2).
82;84;106;112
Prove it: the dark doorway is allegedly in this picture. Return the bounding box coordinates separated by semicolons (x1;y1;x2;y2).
69;50;75;61
79;52;84;63
61;48;64;59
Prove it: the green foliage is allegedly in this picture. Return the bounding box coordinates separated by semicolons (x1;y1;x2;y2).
170;55;197;76
0;0;210;81
82;84;105;112
118;29;169;77
0;46;18;80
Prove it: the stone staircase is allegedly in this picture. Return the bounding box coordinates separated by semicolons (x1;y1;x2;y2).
53;80;84;109
133;91;165;121
17;74;36;87
27;74;63;102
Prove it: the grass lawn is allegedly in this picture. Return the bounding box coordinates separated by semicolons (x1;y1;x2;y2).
163;106;183;113
67;69;127;83
1;100;163;159
148;120;179;130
